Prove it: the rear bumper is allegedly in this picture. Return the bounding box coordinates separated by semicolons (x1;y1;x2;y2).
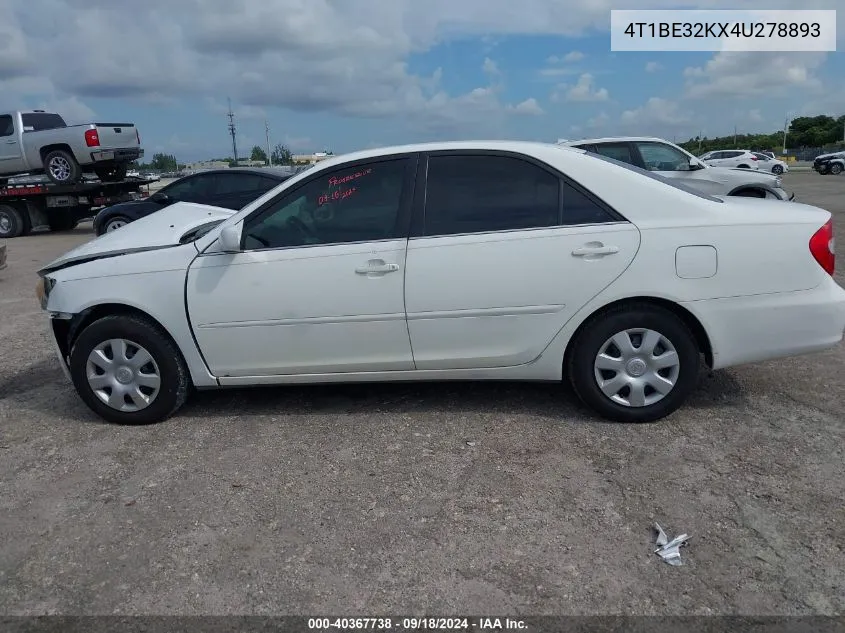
684;277;845;370
90;147;143;163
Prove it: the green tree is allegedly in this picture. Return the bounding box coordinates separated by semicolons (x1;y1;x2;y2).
250;145;267;163
271;143;293;165
149;153;177;171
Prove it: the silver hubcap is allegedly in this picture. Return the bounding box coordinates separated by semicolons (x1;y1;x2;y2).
106;219;126;232
49;156;72;180
86;338;161;412
594;328;681;408
0;215;10;234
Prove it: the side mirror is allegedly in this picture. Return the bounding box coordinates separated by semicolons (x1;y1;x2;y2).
151;192;171;204
218;221;243;252
689;159;704;170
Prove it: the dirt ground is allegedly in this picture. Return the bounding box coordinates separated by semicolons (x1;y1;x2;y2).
0;172;843;616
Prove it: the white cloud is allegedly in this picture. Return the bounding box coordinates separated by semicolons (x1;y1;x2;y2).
552;73;609;103
549;51;585;63
509;97;544;116
587;112;609;128
644;61;662;73
482;57;500;76
619;97;692;136
683;52;827;99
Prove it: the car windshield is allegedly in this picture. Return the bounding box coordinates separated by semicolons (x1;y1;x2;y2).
578;150;724;203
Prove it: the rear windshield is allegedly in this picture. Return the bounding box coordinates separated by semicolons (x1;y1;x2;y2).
574;149;724;203
21;113;66;131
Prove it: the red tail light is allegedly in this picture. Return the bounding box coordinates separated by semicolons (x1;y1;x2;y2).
750;156;758;160
809;219;835;275
84;129;100;147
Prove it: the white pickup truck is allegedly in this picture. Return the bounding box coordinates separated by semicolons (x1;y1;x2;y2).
0;110;143;185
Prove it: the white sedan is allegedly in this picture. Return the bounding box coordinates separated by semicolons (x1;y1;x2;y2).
37;141;845;425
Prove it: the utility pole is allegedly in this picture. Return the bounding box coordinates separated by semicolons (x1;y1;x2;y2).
698;130;702;154
782;115;789;154
265;120;272;166
733;125;737;146
227;98;238;165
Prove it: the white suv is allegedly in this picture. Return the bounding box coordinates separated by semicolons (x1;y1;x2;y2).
558;137;791;200
698;149;761;170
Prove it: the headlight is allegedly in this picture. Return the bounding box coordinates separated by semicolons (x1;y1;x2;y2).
35;276;56;309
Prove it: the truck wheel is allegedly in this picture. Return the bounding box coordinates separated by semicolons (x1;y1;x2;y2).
44;149;82;185
832;164;843;175
95;163;128;182
47;214;78;232
0;204;25;238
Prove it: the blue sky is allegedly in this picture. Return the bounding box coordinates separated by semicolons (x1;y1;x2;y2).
2;1;843;162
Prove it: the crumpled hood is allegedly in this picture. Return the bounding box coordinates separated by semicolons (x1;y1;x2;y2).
39;202;235;275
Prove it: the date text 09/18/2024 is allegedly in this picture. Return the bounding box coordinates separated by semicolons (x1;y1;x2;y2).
307;617;528;630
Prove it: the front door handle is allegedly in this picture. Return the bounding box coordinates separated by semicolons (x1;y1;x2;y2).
4;140;16;144
572;242;619;257
355;259;399;275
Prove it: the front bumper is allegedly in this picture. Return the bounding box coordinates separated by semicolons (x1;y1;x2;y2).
90;147;144;163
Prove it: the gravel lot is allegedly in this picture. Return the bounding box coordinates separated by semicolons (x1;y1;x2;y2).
0;172;843;616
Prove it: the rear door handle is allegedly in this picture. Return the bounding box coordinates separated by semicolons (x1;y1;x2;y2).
355;260;399;275
572;243;619;257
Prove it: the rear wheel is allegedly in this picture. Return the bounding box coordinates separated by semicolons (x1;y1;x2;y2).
44;149;82;185
95;163;128;182
69;314;190;425
567;304;700;423
772;165;784;175
0;204;25;238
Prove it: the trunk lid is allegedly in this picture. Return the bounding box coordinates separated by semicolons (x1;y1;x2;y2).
93;122;140;150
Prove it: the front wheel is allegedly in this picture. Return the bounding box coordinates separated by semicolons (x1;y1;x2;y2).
69;315;190;424
101;215;131;235
831;163;843;175
567;304;700;423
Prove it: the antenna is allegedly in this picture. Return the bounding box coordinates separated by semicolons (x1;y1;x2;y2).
227;98;238;164
265;120;272;166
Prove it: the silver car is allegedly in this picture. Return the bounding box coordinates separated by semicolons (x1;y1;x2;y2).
559;136;792;201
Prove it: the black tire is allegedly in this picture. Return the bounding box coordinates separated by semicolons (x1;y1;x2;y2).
567;303;700;423
737;164;750;169
100;215;131;235
47;214;78;232
0;204;25;238
69;314;190;425
732;189;766;198
772;165;784;175
95;163;128;182
831;164;843;176
44;149;82;185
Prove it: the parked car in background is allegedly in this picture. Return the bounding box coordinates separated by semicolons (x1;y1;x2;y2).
813;151;845;175
0;110;143;185
559;137;791;200
93;168;293;235
752;152;789;175
697;149;761;170
37;140;844;427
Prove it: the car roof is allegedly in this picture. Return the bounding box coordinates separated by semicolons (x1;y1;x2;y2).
294;140;585;171
558;136;671;145
184;167;293;180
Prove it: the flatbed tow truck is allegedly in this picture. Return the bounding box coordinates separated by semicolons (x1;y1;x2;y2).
0;176;151;238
